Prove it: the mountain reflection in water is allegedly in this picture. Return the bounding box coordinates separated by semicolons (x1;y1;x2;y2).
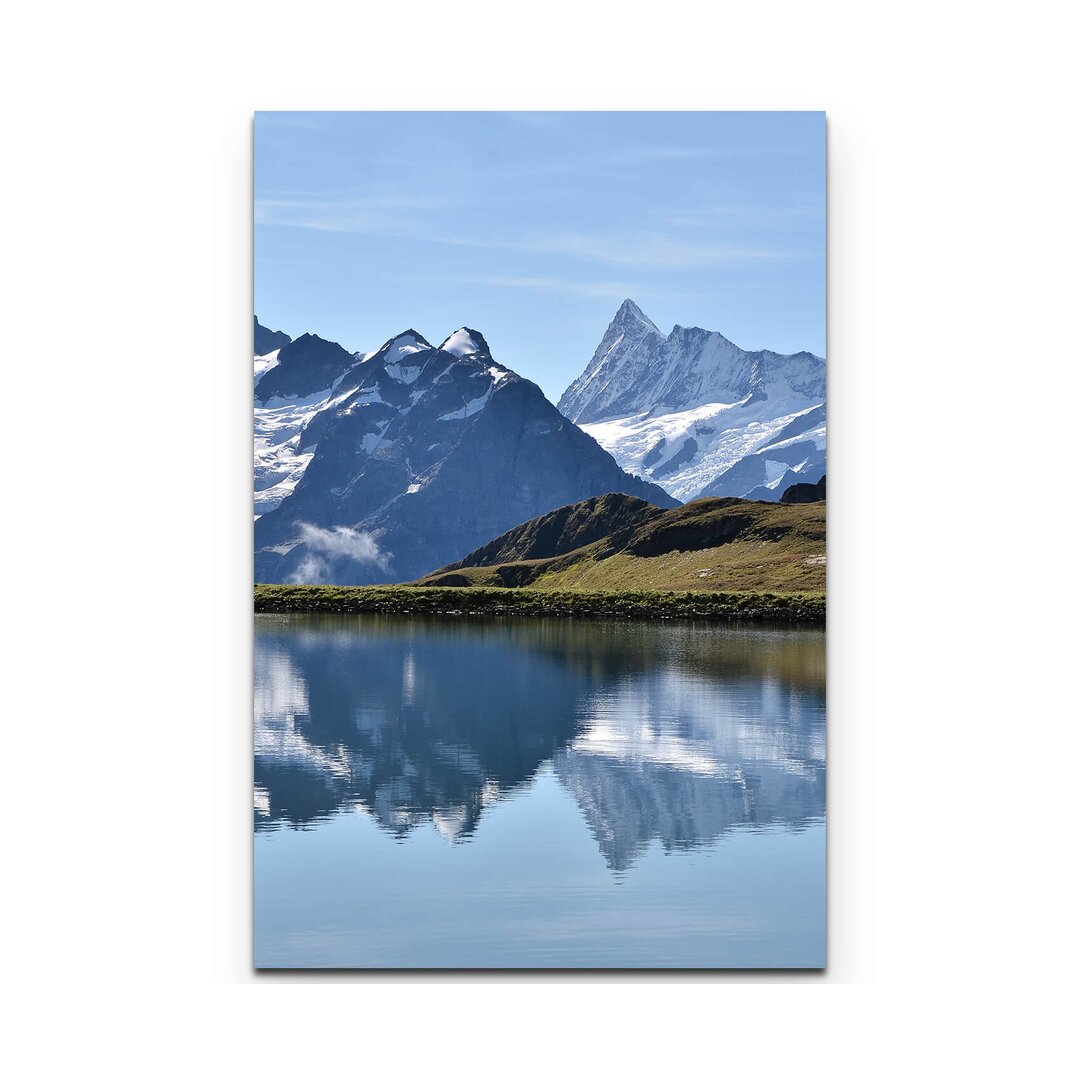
254;614;825;873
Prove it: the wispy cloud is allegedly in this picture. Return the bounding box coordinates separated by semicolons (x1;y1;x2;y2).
461;275;646;299
659;202;824;232
287;523;389;584
256;194;790;269
255;193;446;234
523;231;786;268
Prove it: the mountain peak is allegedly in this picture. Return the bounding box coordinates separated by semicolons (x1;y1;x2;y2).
439;327;490;358
361;330;433;369
254;316;291;356
556;306;826;501
254;330;356;402
669;323;732;347
613;299;660;334
380;329;432;350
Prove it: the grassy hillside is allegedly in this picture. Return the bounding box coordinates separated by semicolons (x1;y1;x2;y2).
445;492;663;568
418;497;825;595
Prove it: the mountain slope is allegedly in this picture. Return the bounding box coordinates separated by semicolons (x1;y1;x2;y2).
557;300;826;502
419;495;825;595
255;327;678;585
253;329;369;517
444;492;665;570
557;299;666;423
254;316;291;356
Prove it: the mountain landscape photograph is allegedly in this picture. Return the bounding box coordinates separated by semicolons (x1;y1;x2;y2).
12;0;1078;1061
253;110;826;968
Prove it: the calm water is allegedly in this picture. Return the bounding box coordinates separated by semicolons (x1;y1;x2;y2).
254;614;826;969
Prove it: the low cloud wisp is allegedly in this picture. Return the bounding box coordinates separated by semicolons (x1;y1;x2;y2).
287;523;390;584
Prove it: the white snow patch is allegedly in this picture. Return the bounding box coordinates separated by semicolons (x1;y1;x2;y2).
253;349;281;388
761;421;827;455
359;419;390;454
254;386;334;517
583;400;826;502
763;458;790;484
384;361;423;384
344;382;385;410
440;328;482;357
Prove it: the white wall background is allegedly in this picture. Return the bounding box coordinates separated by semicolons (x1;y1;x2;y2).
3;0;1077;1074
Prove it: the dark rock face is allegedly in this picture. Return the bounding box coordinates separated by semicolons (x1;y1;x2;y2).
254;329;679;585
254;332;357;402
780;475;826;503
641;438;667;470
254;316;291;356
653;437;699;478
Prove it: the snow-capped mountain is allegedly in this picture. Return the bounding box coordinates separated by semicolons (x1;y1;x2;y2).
253;319;371;517
254;322;678;584
557;300;826;502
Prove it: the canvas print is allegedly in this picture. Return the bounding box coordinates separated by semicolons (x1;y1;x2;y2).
253;112;826;969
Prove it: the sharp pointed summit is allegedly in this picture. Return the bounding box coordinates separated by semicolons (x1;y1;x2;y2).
612;298;661;334
557;300;667;425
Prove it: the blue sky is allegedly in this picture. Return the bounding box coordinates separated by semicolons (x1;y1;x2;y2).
255;112;824;402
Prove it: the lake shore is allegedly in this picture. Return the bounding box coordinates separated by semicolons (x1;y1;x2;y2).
254;584;825;623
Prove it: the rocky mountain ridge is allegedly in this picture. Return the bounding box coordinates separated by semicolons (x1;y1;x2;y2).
254;322;677;584
558;300;826;503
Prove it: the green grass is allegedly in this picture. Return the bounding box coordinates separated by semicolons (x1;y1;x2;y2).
531;540;825;592
417;500;826;595
254;583;824;623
